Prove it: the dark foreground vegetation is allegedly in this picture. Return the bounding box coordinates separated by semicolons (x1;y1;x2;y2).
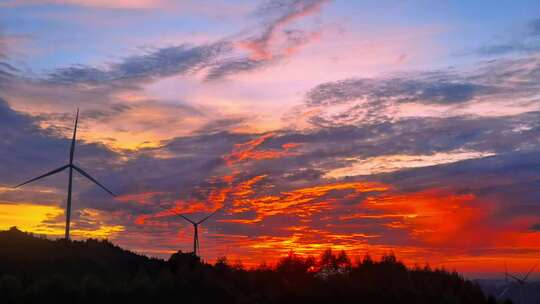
0;227;506;304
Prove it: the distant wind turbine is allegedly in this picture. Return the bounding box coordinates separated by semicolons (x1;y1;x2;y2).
497;262;511;300
14;108;116;240
178;209;220;257
506;263;538;304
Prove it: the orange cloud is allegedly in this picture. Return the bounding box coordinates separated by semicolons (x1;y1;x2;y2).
127;134;540;276
232;175;268;198
206;183;540;273
228;181;390;223
361;189;483;245
135;199;217;225
223;133;301;165
116;191;165;205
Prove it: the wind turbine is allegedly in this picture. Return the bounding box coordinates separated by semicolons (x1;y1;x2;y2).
497;262;511;300
506;263;538;304
14;108;116;240
178;209;220;257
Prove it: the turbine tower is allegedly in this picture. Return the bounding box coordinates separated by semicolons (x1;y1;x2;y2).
506;263;538;304
179;209;219;256
14;108;116;240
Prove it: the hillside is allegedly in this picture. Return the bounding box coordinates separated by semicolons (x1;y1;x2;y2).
0;227;504;304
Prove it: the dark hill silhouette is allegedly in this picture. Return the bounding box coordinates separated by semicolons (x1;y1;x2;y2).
0;227;506;304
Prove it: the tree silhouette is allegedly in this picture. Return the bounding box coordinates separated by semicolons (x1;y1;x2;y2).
0;227;509;304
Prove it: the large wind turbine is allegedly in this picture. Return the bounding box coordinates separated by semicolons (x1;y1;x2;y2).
14;108;116;240
179;209;220;257
506;263;538;304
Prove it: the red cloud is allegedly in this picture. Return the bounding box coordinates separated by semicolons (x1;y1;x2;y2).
223;133;301;165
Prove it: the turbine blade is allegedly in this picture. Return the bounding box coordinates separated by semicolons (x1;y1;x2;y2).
14;165;69;188
179;214;196;225
497;287;510;299
197;208;220;224
522;263;537;281
507;273;523;283
69;108;79;164
72;165;116;196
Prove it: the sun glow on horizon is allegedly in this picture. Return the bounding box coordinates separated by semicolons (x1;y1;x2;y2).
0;203;124;239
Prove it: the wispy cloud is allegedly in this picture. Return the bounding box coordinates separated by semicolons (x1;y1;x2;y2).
194;117;248;135
240;0;330;60
0;32;21;87
46;42;230;86
297;55;540;128
204;57;271;81
204;0;330;81
306;73;491;107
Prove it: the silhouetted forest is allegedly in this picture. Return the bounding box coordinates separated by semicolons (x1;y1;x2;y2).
0;227;507;304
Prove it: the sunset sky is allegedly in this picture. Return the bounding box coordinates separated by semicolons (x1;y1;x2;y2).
1;0;540;278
